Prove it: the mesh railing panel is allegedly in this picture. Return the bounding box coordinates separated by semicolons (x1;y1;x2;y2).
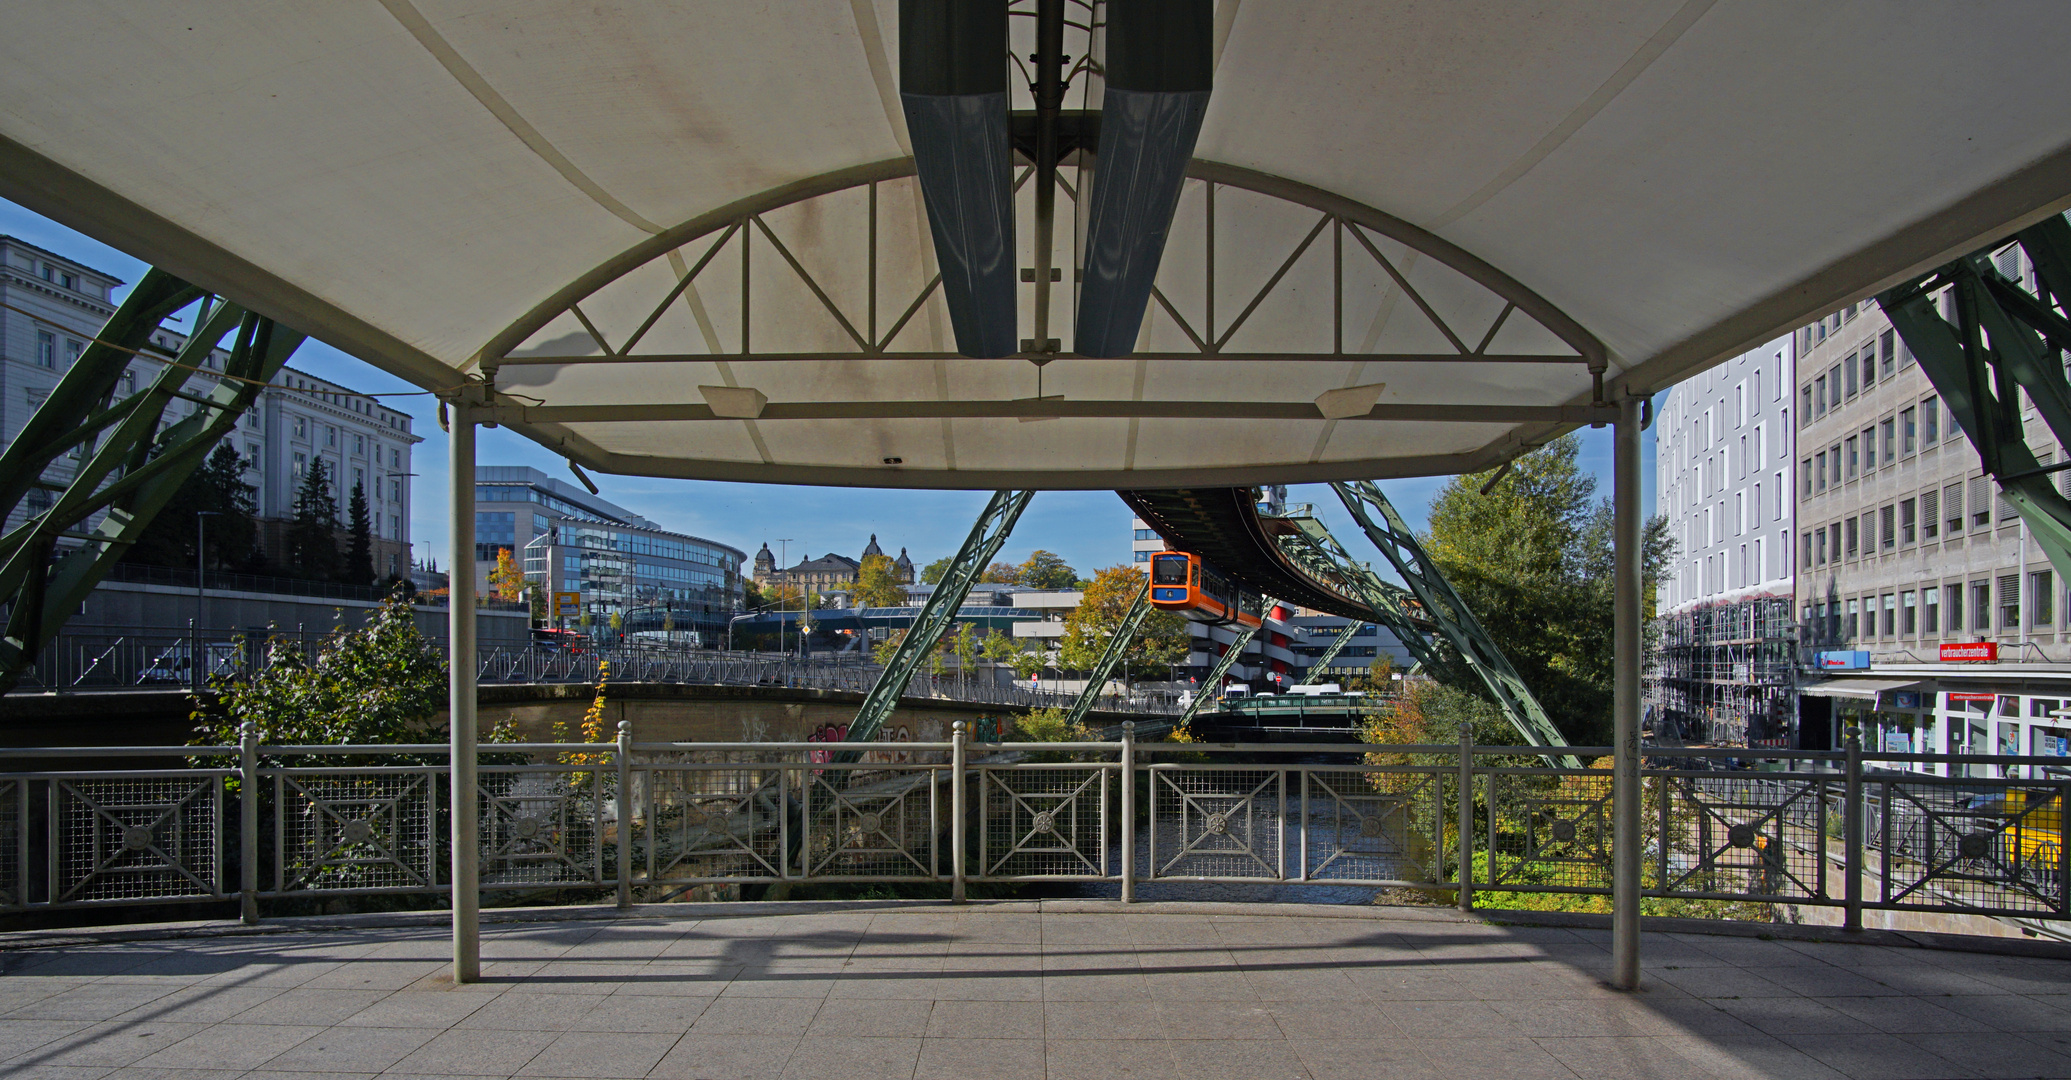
1875;778;2066;917
979;766;1107;878
479;764;610;888
52;776;224;904
1149;768;1283;880
1485;767;1613;892
1656;773;1830;902
0;780;19;908
1301;768;1444;884
274;769;441;893
802;768;939;878
640;764;787;883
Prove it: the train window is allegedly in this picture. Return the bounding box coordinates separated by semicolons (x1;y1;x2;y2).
1151;556;1188;585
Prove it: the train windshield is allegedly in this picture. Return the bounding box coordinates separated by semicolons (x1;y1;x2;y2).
1151;554;1189;585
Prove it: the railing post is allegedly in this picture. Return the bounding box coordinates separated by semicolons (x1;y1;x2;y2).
1844;724;1864;932
616;719;633;910
1609;394;1643;991
239;721;258;925
1120;721;1136;903
951;720;967;903
1457;721;1473;912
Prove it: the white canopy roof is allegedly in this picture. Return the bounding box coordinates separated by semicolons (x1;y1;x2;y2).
4;2;2069;488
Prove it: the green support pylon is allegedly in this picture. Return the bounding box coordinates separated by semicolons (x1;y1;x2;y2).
1328;481;1577;764
0;270;303;691
1060;574;1151;729
1296;619;1363;685
1878;213;2071;585
1276;517;1446;676
847;489;1034;743
1175;616;1266;733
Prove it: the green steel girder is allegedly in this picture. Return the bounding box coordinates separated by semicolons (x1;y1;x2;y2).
1329;480;1578;764
1177;617;1265;730
1878;213;2071;584
1296;618;1363;685
0;271;303;691
1276;516;1445;675
1060;573;1152;730
847;489;1034;743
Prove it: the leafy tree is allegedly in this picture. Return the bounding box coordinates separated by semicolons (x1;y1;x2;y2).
978;561;1021;584
344;481;374;585
1016;706;1090;743
124;442;260;571
1420;434;1672;745
487;547;526;602
919;556;953;585
1018;549;1078;590
871;629;906;666
1058;566;1189;682
853;553;908;608
948;621;982;688
286;459;341;582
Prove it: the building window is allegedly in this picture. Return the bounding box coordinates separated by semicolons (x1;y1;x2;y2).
1844;517;1858;557
1803;531;1816;569
1801;458;1814;496
354;434;365;455
1133;550;1152;563
2001;574;2022;628
391;479;402;502
1880;418;1895;463
2034;571;2054;626
1900;498;1916;545
1882;594;1896;636
1830;444;1843;485
1846;598;1860;639
1814;376;1827;416
351;466;364;492
1880;505;1895;550
1829;523;1842;565
1814;452;1827;492
1844;354;1860;398
1133;529;1157;541
391;448;401;468
1924;586;1940;633
1947;583;1962;632
1922;397;1939;445
1881;329;1897;377
293;416;307;439
1921;490;1938;540
292;452;307;479
1970;477;1991;528
1902;592;1917;635
1800;387;1813;424
1901;408;1917;454
1973;581;1991;630
1844;436;1858;479
36;331;55;368
325;425;336;447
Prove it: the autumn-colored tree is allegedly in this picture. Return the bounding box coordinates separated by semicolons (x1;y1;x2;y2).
487;547;526;602
853;553;908;607
978;561;1021;584
1058;566;1189;680
919;556;954;585
1018;549;1078;590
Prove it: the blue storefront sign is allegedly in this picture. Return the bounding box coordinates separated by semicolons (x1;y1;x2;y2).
1816;651;1871;670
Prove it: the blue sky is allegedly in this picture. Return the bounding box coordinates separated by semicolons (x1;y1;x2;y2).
3;198;1656;582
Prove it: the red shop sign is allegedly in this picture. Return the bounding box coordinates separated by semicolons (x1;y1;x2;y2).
1940;642;1999;661
1947;692;1998;703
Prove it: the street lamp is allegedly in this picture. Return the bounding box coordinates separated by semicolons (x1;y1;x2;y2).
194;510;221;691
377;471;418;580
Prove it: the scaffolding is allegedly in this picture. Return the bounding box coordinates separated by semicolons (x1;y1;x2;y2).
1647;596;1798;747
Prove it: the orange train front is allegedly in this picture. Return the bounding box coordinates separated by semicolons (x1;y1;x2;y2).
1148;551;1264;630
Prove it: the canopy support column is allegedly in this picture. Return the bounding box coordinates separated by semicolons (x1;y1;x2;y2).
1611;395;1643;991
849;490;1033;744
448;396;481;983
1061;575;1151;729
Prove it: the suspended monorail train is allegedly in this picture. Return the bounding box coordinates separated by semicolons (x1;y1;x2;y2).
1148;551;1265;629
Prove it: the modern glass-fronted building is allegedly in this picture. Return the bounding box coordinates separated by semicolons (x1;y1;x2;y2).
474;466;745;636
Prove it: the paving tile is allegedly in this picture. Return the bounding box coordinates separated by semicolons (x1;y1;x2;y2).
1901;1031;2071;1078
1157;999;1280;1040
223;987;392;1027
1781;1032;1980;1079
0;1066;119;1080
514;1030;679;1077
1043;1037;1177;1080
1291;1038;1439;1080
1926;992;2071;1033
1746;964;1911;998
777;1035;921;1080
1400;1036;1575;1080
1648;1034;1849;1080
334;990;495;1029
613;961;739;994
1711;996;1879;1036
502;962;648;995
1639;995;1764;1037
15;1022;214;1068
649;1033;799;1080
1535;1035;1728;1080
689;996;823;1036
252;1023;436;1072
1849;964;2011;998
1819;993;1979;1034
130;1023;328;1071
567;992;709;1032
1386;998;1506;1038
1487;995;1681;1037
299;961;446;993
7;984;187;1021
1040;971;1154;1001
1339;965;1474;1001
1166;1038;1309;1080
1653;964;1804;999
0;1019;95;1061
1043;1000;1165;1040
803;997;933;1038
914;1036;1045;1080
453;992;603;1031
1262;999;1404;1040
389;1027;558;1076
925;1000;1044;1040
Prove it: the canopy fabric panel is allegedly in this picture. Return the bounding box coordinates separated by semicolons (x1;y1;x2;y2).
3;1;2068;488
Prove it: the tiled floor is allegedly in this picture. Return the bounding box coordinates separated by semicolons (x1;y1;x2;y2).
1;902;2067;1079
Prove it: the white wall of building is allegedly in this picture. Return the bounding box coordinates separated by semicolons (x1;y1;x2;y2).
1657;334;1796;614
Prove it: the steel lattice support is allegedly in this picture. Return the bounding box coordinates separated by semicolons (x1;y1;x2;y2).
1060;574;1151;729
0;270;303;691
1275;517;1444;675
1296;618;1364;686
847;489;1034;743
1878;213;2071;582
1328;481;1576;763
1176;618;1265;731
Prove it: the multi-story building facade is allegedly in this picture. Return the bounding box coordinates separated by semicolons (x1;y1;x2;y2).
750;535;914;596
1793;253;2071;770
1;236;419;576
1650;335;1799;746
480;466;743;636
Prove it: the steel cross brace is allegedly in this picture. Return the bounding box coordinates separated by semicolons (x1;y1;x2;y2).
1296;618;1364;686
1327;481;1578;764
0;269;304;691
1176;617;1266;731
1061;574;1151;730
1275;516;1444;675
1878;214;2071;584
846;489;1035;744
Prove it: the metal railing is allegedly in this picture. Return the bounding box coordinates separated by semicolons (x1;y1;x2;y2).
0;730;2060;926
9;631;1180;716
